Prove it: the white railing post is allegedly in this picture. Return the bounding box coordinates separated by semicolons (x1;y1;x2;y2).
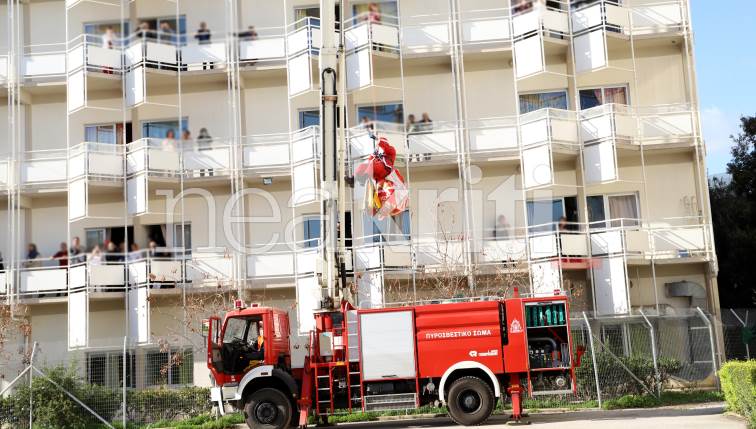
639;309;660;396
695;307;719;389
123;336;127;429
582;312;601;408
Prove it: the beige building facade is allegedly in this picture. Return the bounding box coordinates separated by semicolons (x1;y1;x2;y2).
0;0;721;389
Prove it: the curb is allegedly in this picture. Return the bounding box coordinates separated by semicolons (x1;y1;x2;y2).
377;413;447;421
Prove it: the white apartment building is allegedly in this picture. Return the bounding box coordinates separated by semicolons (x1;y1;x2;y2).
0;0;721;389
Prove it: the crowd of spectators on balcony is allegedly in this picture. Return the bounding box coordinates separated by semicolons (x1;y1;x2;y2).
406;113;433;134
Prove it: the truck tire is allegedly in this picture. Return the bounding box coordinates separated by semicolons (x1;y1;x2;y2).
244;388;293;429
446;376;494;426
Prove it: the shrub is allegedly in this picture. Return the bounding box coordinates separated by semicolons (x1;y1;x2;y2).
575;351;682;398
720;360;756;428
126;386;211;423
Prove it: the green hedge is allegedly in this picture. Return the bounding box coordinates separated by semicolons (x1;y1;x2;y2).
720;360;756;428
575;351;682;397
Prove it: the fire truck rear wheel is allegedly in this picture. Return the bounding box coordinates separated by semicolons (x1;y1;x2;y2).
447;376;494;426
244;388;292;429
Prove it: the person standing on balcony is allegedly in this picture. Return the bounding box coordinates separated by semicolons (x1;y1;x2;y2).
102;26;116;49
239;26;258;41
418;112;433;132
52;242;68;267
23;244;41;268
159;22;176;43
366;2;381;23
89;246;103;266
198;128;214;177
495;215;512;239
194;22;211;45
128;243;141;262
406;114;418;134
70;236;85;264
162;129;177;151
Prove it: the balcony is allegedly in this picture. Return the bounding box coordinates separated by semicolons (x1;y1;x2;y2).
408;121;459;164
23;43;67;84
242;132;291;176
0;157;10;190
126;138;181;177
519;108;579;190
467;117;519;159
182;139;232;179
239;26;286;67
511;1;569;79
68;142;124;182
286;17;330;97
20;149;68;191
349;121;406;160
291;126;321;206
460;8;512;52
401;14;451;56
345;14;401;92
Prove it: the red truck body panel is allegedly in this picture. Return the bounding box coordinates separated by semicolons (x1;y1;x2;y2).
414;301;504;378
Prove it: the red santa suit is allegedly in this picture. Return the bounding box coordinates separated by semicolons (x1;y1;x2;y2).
354;137;409;220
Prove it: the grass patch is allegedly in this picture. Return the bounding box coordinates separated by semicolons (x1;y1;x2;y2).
602;390;724;410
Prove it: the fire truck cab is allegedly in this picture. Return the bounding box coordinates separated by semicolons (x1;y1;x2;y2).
207;295;576;429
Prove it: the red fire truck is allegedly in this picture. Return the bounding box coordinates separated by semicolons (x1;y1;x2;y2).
206;291;576;428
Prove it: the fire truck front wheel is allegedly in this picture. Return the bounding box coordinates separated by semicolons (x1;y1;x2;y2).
243;388;293;429
446;376;494;426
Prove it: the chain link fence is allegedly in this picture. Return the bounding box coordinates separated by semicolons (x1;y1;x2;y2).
718;308;756;361
0;308;726;427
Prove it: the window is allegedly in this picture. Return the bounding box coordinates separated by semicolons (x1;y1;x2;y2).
352;2;399;24
526;197;578;232
138;16;187;44
579;86;629;110
84;21;130;39
587;193;639;228
357;103;404;124
85;124;116;144
173;224;191;252
85;228;106;251
144;348;193;387
142;118;189;139
87;351;135;388
303;215;321;248
294;5;340;28
519;91;568;114
299;109;320;128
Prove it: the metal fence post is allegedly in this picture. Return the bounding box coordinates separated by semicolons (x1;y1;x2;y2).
29;342;38;429
695;307;719;389
729;309;750;360
123;336;127;429
639;310;660;397
582;312;601;408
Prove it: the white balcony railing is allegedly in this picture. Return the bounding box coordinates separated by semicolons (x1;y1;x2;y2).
401;14;451;54
238;25;286;64
182;138;232;175
68;142;124;179
126;138;182;175
467;117;519;154
511;1;569;39
21;149;68;186
460;8;512;46
345;14;400;53
24;43;67;79
519;108;579;148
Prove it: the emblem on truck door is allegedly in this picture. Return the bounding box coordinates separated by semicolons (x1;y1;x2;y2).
510;319;523;334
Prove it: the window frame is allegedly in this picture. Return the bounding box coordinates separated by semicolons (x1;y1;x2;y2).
141;117;189;140
355;101;405;124
518;89;569;114
578;84;630;110
303;214;321;248
587;192;640;229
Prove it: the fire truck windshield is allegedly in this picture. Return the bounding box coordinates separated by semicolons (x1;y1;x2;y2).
223;316;262;345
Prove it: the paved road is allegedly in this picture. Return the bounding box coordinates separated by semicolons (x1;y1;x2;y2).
339;404;746;429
